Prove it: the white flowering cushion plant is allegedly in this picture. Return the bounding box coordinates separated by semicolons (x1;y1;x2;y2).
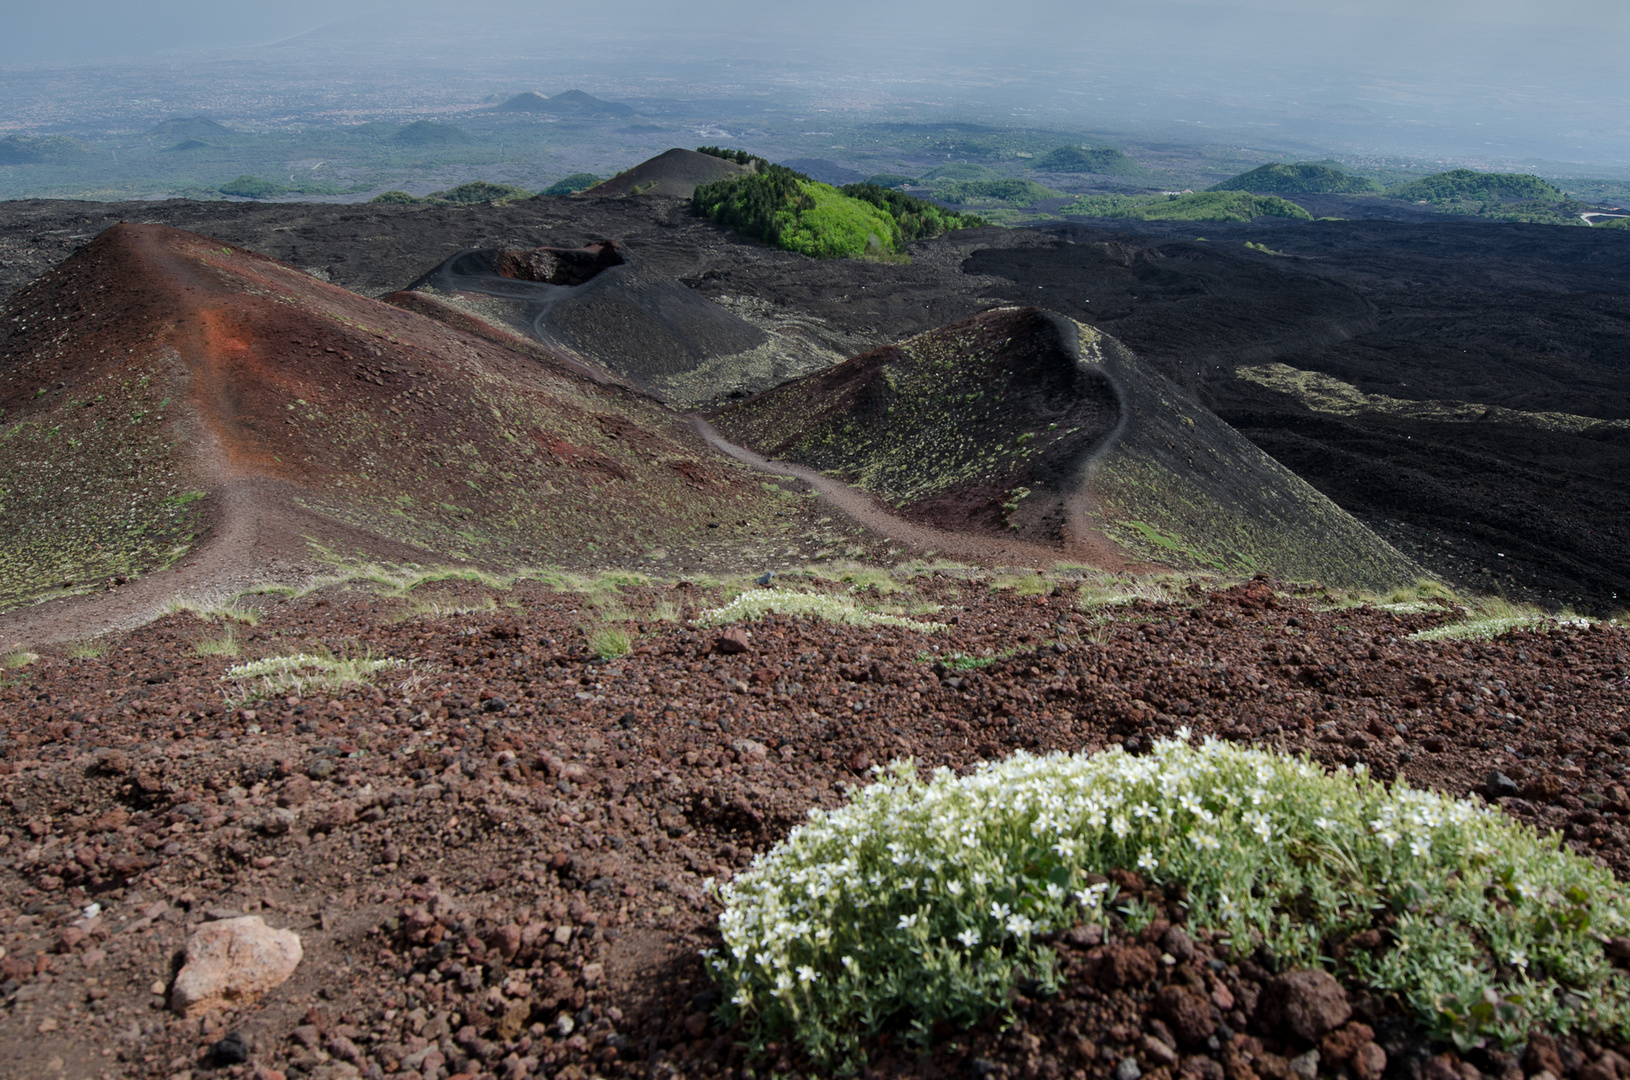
707;733;1630;1067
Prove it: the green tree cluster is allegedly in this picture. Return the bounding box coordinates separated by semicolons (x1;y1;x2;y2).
694;165;985;258
932;178;1061;206
541;172;602;195
696;145;767;170
1210;162;1381;195
1388;169;1562;204
426;181;534;204
840;183;987;241
1062;190;1313;223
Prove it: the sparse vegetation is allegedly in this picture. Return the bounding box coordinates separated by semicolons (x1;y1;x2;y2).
589;625;633;659
698;588;944;631
1410;596;1588;641
223;651;406;703
193;624;241;657
711;735;1630;1066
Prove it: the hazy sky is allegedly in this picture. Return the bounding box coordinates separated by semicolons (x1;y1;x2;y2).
5;1;1627;162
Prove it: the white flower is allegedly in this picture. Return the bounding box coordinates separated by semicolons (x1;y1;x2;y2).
1053;837;1078;857
990;901;1011;921
1509;950;1528;970
1006;913;1036;937
1046;882;1066;900
797;965;818;983
898;912;919;930
946;879;964;897
1137;849;1159;872
956;927;981;948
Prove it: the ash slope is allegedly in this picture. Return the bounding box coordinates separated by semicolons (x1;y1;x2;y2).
0;223;803;621
1;195;1625;609
712;307;1421;589
400;237;811;406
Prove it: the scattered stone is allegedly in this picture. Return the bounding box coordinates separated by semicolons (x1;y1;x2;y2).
1155;985;1215;1045
1484;771;1523;800
714;628;751;654
170;916;303;1017
1257;968;1351;1041
213;1031;251;1065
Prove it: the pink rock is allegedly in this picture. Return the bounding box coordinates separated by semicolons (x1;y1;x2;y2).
169;915;302;1016
714;628;751;654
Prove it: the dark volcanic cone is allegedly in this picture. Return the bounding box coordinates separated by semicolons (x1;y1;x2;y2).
0;223;788;618
580;147;752;199
712;307;1422;587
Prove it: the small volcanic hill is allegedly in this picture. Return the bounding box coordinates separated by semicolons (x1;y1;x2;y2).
390;120;470;147
496;89;635;118
144;116;233;141
0;223;801;622
581;147;753;199
712;307;1420;587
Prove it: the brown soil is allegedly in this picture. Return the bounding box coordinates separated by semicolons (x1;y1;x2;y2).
0;574;1626;1079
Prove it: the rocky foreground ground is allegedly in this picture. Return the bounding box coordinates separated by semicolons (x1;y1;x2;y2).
1;570;1627;1080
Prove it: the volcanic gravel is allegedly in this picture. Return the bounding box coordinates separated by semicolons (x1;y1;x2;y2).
1;574;1627;1080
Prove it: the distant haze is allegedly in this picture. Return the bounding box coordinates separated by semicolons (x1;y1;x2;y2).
3;0;1627;163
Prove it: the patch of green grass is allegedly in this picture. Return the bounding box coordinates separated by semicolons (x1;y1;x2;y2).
401;594;497;619
589;625;633;659
698;588;944;632
919;647;1022;671
989;571;1053;596
1316;578;1457;614
194;624;241;657
63;640;103;659
223;651;405;704
815;563;905;595
1411;596;1587;641
3;650;39;669
164;598;260;625
711;735;1630;1068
